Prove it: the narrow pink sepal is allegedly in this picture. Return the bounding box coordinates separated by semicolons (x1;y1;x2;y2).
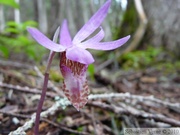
73;0;111;44
81;27;105;44
60;19;72;47
80;35;130;50
27;27;66;52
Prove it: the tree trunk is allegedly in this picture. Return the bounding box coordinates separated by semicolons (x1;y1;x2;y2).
49;0;63;34
37;0;48;34
66;0;77;36
14;0;21;24
142;0;180;57
33;0;38;22
0;5;5;32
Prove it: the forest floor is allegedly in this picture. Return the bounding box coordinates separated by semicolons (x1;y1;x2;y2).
0;59;180;135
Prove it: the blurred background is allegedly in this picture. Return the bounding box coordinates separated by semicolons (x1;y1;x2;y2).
0;0;180;69
0;0;180;134
0;0;180;66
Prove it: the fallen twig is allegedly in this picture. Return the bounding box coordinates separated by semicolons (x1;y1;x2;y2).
0;110;30;119
9;98;70;135
0;82;56;98
8;93;180;134
43;118;91;135
89;93;180;110
0;59;33;69
89;101;180;127
34;66;64;97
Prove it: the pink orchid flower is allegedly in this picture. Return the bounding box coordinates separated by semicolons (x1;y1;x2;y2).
27;0;130;110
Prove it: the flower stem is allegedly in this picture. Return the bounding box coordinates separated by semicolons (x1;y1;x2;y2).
33;27;60;135
34;72;49;135
34;51;55;135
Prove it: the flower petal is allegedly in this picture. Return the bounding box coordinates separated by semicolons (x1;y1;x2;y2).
60;19;72;47
27;27;66;52
60;52;89;111
53;26;60;42
66;47;94;64
80;35;130;50
73;0;111;44
81;27;104;45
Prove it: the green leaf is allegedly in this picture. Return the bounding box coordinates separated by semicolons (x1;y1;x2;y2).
17;35;30;44
0;45;9;58
22;20;38;31
6;21;19;28
0;0;19;9
4;27;19;34
88;64;95;81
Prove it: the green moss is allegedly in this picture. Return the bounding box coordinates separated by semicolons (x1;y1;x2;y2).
88;64;95;81
77;126;83;132
119;47;162;70
174;61;180;69
27;70;37;76
56;114;64;123
156;61;180;74
49;69;63;82
112;0;138;40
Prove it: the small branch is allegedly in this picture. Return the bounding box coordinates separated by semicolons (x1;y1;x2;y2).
34;66;64;97
0;110;30;119
9;93;180;134
124;0;148;53
89;93;180;110
89;101;180;127
96;58;114;72
119;102;180;127
0;82;56;98
9;98;70;135
0;59;33;69
43;118;91;135
95;0;149;70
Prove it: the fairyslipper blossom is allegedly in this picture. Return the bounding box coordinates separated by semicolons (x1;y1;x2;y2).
27;0;130;111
